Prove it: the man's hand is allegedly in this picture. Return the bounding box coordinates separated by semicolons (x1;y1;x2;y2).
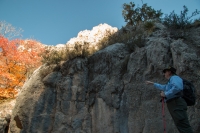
160;91;166;97
145;81;154;84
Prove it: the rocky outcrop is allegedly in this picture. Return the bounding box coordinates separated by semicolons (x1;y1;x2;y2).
0;114;10;133
8;25;200;133
0;100;15;133
66;23;118;50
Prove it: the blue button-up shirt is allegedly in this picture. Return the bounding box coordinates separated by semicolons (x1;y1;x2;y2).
154;75;183;101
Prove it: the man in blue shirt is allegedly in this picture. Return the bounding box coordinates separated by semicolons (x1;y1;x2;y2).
146;66;193;133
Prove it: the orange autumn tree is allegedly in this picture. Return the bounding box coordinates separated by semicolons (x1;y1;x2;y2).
18;39;45;77
0;36;44;99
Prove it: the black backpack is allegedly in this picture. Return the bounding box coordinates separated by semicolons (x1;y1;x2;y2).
182;79;196;106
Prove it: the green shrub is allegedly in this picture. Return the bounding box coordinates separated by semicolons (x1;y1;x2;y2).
122;2;162;26
41;46;70;65
144;21;155;33
96;30;136;50
193;18;200;27
163;6;200;29
41;42;96;65
120;2;161;50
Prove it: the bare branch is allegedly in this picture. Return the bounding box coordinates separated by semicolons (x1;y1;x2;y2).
0;21;23;39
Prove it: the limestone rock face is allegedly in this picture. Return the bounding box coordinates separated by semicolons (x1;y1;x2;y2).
0;100;15;133
8;26;200;133
66;23;118;50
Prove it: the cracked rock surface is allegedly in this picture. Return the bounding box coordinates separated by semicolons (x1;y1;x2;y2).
8;38;200;133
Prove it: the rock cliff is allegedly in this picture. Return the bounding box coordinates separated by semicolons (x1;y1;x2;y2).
8;24;200;133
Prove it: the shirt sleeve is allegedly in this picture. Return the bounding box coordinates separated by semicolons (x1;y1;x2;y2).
154;83;166;91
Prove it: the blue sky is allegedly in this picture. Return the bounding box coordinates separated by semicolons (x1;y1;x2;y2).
0;0;199;45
